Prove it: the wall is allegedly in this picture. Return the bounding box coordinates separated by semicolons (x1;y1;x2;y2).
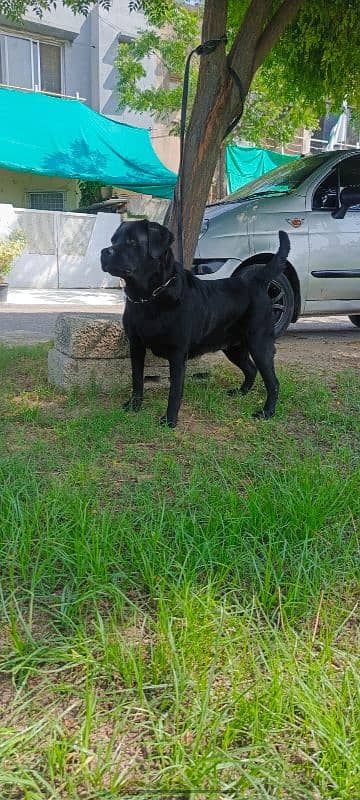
94;4;180;171
151;126;180;173
94;1;155;127
21;1;156;131
0;204;120;289
0;168;79;210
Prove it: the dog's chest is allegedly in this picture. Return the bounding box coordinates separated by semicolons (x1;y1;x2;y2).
125;308;182;357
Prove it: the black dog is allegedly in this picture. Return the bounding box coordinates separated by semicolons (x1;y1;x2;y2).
101;220;290;428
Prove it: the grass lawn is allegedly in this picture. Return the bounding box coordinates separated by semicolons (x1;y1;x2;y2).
0;344;359;800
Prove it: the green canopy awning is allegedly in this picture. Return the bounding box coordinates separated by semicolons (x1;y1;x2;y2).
0;87;177;198
226;144;299;193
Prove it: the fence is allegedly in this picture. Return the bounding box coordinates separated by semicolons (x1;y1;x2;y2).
266;133;360;157
8;208;121;289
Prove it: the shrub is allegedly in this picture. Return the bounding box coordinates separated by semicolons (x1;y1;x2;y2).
0;229;27;282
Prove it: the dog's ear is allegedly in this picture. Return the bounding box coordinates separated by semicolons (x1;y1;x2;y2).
147;222;174;259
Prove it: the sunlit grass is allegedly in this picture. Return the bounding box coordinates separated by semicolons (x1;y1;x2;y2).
0;344;359;799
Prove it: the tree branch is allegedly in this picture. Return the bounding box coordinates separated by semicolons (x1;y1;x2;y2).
228;0;273;78
253;0;305;72
225;0;273;118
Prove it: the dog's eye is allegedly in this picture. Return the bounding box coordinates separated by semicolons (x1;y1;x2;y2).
128;239;137;246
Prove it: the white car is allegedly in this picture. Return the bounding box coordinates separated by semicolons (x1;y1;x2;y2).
193;149;360;335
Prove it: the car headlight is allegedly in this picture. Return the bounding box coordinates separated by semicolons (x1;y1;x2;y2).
199;218;209;238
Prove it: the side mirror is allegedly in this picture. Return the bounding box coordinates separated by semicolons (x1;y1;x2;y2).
332;186;360;219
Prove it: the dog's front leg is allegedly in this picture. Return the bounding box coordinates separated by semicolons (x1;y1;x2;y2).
122;339;146;412
160;351;187;429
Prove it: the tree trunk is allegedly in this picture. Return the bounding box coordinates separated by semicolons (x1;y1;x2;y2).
166;0;305;267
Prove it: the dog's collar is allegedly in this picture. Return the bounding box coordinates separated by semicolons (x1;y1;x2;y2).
124;275;176;304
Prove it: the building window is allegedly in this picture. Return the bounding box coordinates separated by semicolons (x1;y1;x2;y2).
26;191;65;211
38;43;62;94
6;36;33;90
0;33;62;94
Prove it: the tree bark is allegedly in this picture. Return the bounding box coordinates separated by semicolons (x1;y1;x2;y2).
217;144;227;200
167;0;306;267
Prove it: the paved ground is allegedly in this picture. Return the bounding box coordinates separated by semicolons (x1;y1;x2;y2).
0;290;359;371
0;289;123;344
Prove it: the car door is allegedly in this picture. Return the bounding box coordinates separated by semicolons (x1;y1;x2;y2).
307;154;360;301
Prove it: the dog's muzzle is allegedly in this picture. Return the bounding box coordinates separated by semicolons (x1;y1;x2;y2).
100;249;131;278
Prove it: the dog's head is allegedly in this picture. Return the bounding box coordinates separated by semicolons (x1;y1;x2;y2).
101;219;174;298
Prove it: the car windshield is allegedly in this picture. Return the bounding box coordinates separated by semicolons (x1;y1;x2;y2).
222;151;337;203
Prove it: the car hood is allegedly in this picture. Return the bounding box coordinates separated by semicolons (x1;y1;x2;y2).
203;198;252;220
203;190;306;219
195;191;306;261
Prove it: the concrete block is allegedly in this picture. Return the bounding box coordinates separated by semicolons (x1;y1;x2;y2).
54;313;127;359
126;196;169;223
48;347;220;393
49;313;222;393
48;348;132;392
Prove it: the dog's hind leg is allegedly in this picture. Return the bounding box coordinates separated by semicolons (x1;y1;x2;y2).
122;338;146;412
223;345;257;396
247;335;279;419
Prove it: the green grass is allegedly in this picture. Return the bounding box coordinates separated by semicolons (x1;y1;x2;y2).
0;344;359;799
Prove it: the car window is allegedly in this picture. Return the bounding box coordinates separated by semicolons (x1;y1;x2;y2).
339;154;360;185
312;155;360;212
312;168;338;211
339;155;360;210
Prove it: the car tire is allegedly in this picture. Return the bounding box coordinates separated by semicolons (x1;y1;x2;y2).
269;273;295;337
232;266;295;337
348;315;360;328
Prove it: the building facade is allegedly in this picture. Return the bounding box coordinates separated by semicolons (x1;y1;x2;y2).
0;1;179;210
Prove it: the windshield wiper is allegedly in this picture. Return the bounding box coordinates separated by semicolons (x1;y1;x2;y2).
208;198;240;206
207;188;290;208
239;189;290;200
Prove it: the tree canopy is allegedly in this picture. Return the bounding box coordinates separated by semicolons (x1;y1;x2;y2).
115;3;318;148
0;0;172;21
2;0;360;114
2;0;360;262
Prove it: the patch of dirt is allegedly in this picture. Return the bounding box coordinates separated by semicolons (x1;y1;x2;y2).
181;324;360;385
197;324;360;375
277;328;360;372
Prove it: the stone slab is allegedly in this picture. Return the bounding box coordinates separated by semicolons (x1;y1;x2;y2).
48;348;220;393
49;348;132;392
54;313;127;359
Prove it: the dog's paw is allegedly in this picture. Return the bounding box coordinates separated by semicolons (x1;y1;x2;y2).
159;414;177;429
122;396;142;412
252;408;274;420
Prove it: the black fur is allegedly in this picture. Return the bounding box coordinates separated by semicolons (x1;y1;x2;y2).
101;220;290;427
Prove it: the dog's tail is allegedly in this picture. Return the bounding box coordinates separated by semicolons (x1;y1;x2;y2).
255;230;290;285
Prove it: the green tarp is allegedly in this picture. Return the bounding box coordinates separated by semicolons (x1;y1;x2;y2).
0;87;177;198
226;144;299;193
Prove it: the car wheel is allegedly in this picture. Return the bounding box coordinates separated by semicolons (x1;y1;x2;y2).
268;273;294;337
348;315;360;328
